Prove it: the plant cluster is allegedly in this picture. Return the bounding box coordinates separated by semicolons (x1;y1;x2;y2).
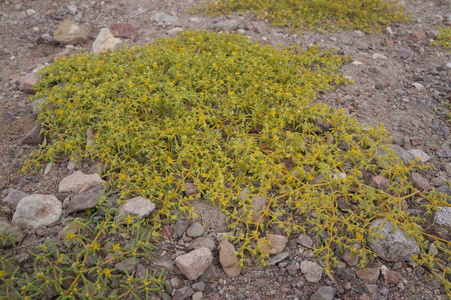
432;26;451;50
0;197;166;299
196;0;410;32
3;30;450;297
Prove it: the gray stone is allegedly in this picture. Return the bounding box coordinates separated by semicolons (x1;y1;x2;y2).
436;149;451;158
190;237;215;251
2;188;28;208
21;124;43;145
115;196;156;220
371;176;391;192
174;220;189;238
369;219;420;262
175;247;213;280
192;282;205;292
92;28;123;53
115;257;137;274
67;186;104;214
286;264;298;276
186;222;205;238
310;286;337;300
53;19;90;45
0;217;24;248
434;206;451;226
297;235;313;248
219;239;242;277
266;252;289;265
172;286;194;300
436;185;451;203
31;98;46;115
184;183;199;196
192;200;228;232
445;163;451;177
390;144;415;164
12;194;62;229
151;12;179;24
300;261;323;283
66;4;77;15
216;19;242;31
59;171;106;193
407;149;431;162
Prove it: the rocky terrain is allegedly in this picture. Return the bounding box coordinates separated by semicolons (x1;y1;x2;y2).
1;0;451;299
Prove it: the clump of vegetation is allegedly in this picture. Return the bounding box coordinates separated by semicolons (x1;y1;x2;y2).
197;0;410;32
0;197;166;299
432;26;451;49
2;31;449;297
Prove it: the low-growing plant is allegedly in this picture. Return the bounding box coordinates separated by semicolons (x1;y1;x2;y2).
432;26;451;50
196;0;410;32
5;30;450;297
0;196;167;299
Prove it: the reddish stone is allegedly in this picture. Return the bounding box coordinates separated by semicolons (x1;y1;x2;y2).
342;249;359;266
355;267;380;283
110;23;138;40
185;183;199;196
252;21;267;33
410;172;431;191
412;31;426;40
371;176;390;192
161;225;172;237
381;265;403;284
21;77;39;93
385;39;395;47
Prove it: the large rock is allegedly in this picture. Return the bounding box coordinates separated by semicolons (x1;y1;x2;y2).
12;194;62;229
67;186;104;214
59;171;106;193
390;144;415;165
219;240;242;277
92;28;123;53
175;247;213;280
251;196;269;223
216;19;242;31
2;188;28;209
0;217;24;248
115;196;156;220
369;219;420;261
53;19;90;45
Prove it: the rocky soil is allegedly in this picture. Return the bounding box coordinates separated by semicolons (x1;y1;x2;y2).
1;0;451;299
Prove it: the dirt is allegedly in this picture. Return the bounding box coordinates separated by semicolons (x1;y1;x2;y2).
0;0;450;299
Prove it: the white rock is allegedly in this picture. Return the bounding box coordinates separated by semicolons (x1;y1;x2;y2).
351;61;364;66
407;149;431;163
175;247;213;280
12;194;62;229
372;53;387;60
300;260;323;282
67;4;77;15
446;62;451;69
58;170;106;193
115;196;156;220
26;9;36;16
385;27;394;36
434;206;451;226
92;28;123;53
412;82;424;91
